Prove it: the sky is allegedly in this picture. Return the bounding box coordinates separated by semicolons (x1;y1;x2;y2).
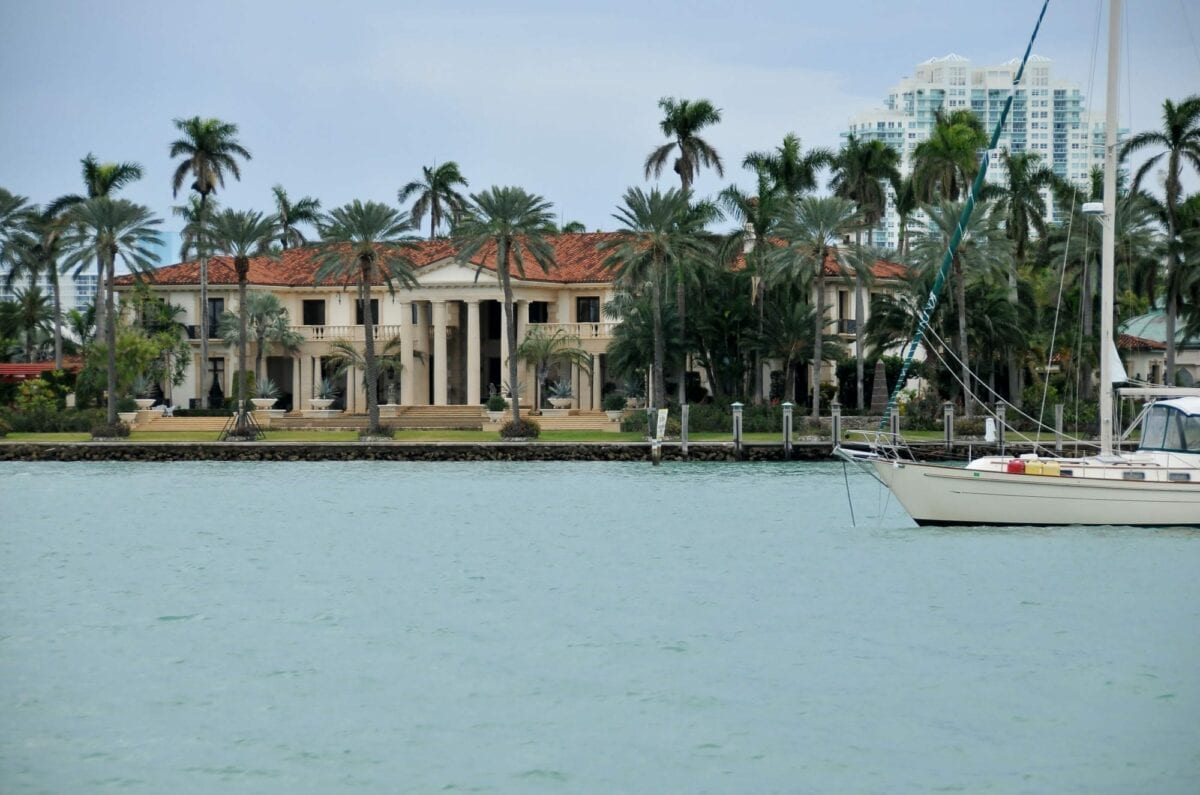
2;0;1198;259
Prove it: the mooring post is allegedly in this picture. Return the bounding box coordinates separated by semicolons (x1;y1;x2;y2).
1054;403;1064;453
731;402;744;459
944;401;955;451
829;399;840;449
997;404;1007;454
645;406;655;439
782;401;794;459
681;404;690;459
889;406;900;444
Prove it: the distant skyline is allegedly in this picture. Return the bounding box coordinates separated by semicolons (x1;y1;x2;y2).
2;0;1198;257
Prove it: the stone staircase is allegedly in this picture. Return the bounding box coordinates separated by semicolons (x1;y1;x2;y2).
138;415;232;432
386;405;486;429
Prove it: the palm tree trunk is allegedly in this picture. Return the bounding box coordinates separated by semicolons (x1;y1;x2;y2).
1164;214;1178;384
431;196;439;240
650;254;667;409
784;358;796;403
236;268;249;432
855;230;865;411
676;279;686;406
105;249;118;425
198;192;210;408
51;268;63;369
812;271;824;420
499;239;520;426
1007;237;1021;401
954;256;973;419
753;272;765;404
1080;254;1094;399
360;266;380;433
255;332;265;381
93;259;105;342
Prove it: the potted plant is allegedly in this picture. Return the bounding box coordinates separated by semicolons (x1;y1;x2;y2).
547;379;573;409
603;391;627;422
116;396;139;424
309;378;339;410
485;393;507;422
130;375;156;410
252;377;281;410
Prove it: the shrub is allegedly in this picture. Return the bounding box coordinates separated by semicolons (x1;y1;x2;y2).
0;416;11;437
955;418;985;437
602;392;627;412
0;407;105;433
16;379;58;416
90;421;131;439
486;393;508;412
360;425;395;439
116;396;138;413
500;418;540;439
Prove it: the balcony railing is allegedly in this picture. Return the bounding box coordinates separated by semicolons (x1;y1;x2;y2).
539;322;616;340
290;324;406;341
837;318;858;335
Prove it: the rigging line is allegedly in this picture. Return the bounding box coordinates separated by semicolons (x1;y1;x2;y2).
842;458;857;527
880;0;1052;432
919;324;1088;447
1035;190;1078;449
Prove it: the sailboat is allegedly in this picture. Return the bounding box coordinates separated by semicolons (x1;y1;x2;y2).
839;0;1200;527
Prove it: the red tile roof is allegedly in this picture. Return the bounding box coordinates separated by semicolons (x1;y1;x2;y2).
116;233;623;289
0;360;82;382
116;235;909;289
731;243;907;280
1117;333;1166;351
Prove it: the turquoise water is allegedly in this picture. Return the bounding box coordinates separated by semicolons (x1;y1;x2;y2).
1;461;1197;793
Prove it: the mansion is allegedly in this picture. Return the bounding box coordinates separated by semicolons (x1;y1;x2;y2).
114;233;905;412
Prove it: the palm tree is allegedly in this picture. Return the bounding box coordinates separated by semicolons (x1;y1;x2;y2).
172;195;218;261
51;154;146;335
644;97;724;193
892;174;919;256
314;201;420;435
325;336;406;405
454;186;558;425
772;196;860;418
207;209;278;434
1120;94;1200;383
984;150;1062;398
599;187;713;409
744;133;832;199
830;135;901;409
21;208;77;368
60;199;162;423
0;187;34;265
4;287;52;363
399;162;470;239
169;116;252;406
218;291;304;380
907;200;1010;418
514;326;592;411
271;185;321;250
912;109;988;202
720;166;789;402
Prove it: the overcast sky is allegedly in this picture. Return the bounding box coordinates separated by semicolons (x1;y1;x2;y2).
2;0;1198;256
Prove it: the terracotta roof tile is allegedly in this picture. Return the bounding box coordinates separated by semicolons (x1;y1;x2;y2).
730;244;907;280
1117;333;1167;351
116;233;622;289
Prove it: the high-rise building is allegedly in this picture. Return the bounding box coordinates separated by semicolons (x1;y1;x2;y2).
0;268;99;316
844;54;1111;249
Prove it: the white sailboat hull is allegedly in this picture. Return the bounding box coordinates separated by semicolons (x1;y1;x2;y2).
870;459;1200;527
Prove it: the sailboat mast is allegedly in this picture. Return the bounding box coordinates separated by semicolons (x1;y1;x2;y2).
1099;0;1120;456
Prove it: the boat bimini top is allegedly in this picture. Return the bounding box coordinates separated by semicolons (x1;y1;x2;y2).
1138;397;1200;453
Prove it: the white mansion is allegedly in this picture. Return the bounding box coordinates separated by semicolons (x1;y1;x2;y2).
115;233;905;412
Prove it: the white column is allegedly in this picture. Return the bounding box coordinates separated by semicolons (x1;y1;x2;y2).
433;300;448;405
293;356;303;413
399;301;414;406
466;300;481;405
518;300;531;402
591;353;602;410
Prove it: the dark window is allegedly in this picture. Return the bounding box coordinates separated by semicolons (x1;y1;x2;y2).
206;298;224;336
355;299;379;325
529;302;549;323
411;303;419;325
302;299;326;326
576;297;600;323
